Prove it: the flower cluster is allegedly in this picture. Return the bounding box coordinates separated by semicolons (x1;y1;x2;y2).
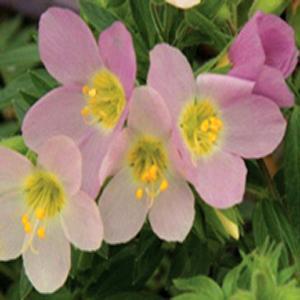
0;7;297;294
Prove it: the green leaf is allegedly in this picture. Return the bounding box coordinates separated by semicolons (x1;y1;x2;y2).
19;268;32;300
284;106;300;233
0;44;39;68
12;96;30;124
80;0;117;33
0;135;28;154
249;0;291;16
29;69;58;96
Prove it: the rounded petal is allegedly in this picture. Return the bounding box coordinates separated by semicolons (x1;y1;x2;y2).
254;65;294;108
149;175;194;242
128;86;172;137
222;94;286;158
0;147;32;191
257;12;298;77
0;192;26;261
196;73;254;108
22;86;88;152
165;0;201;9
61;191;103;251
229;14;265;80
23;221;70;294
39;7;102;85
38;136;82;196
99;21;136;98
193;151;247;208
148;43;196;118
99;128;131;187
99;168;149;244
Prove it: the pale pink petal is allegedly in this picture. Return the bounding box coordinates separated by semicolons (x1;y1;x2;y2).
99;21;136;98
78;129;115;198
196;73;254;108
99;128;132;187
149;175;194;242
38;136;82;196
128;86;172;137
61;191;103;251
22;86;88;152
229;14;265;80
0;192;26;260
148;44;196;118
253;66;294;108
165;0;201;9
0;147;32;191
257;12;298;77
222;94;286;158
39;7;102;85
99;168;149;244
193;151;247;208
23;221;70;294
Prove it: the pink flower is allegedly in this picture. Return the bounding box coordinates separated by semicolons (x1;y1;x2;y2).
165;0;201;9
98;86;195;244
0;136;103;293
148;44;286;208
229;11;298;108
22;8;136;198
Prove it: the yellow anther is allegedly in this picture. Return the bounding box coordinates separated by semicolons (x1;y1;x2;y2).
88;88;97;97
24;222;32;233
21;214;29;225
81;107;90;117
37;227;46;239
82;85;90;95
208;132;217;142
89;97;98;105
35;208;45;220
135;188;144;200
160;179;169;192
149;165;158;181
200;119;209;132
210;117;223;131
141;171;150;182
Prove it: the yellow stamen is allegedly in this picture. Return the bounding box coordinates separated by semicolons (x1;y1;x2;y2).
82;85;90;95
142;171;150;182
135;188;144;200
160;179;169;192
81;107;90;117
21;214;29;225
35;208;45;220
24;222;32;233
88;88;97;97
37;227;46;239
208;132;217;142
89;97;98;105
149;165;158;181
200;119;209;132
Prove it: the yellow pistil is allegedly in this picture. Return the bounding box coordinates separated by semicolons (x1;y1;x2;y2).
179;99;224;157
37;227;46;239
135;188;144;200
81;68;126;130
159;179;169;192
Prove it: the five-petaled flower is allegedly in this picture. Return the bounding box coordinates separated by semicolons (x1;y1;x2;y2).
229;11;298;108
98;86;195;244
22;8;136;199
148;44;287;208
0;136;103;293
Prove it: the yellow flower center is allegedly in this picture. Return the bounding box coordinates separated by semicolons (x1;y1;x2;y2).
81;68;126;131
20;171;66;246
179;99;223;158
128;135;169;206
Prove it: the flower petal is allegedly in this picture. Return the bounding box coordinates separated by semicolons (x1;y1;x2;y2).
149;175;194;242
0;147;32;191
99;128;131;187
165;0;201;9
148;43;196;118
99;168;149;244
37;136;82;196
22;86;88;152
61;191;103;251
254;65;294;108
193;151;247;208
196;73;254;108
39;7;102;85
99;21;136;98
257;12;298;77
23;221;70;294
0;192;25;260
222;94;286;158
128;86;172;137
